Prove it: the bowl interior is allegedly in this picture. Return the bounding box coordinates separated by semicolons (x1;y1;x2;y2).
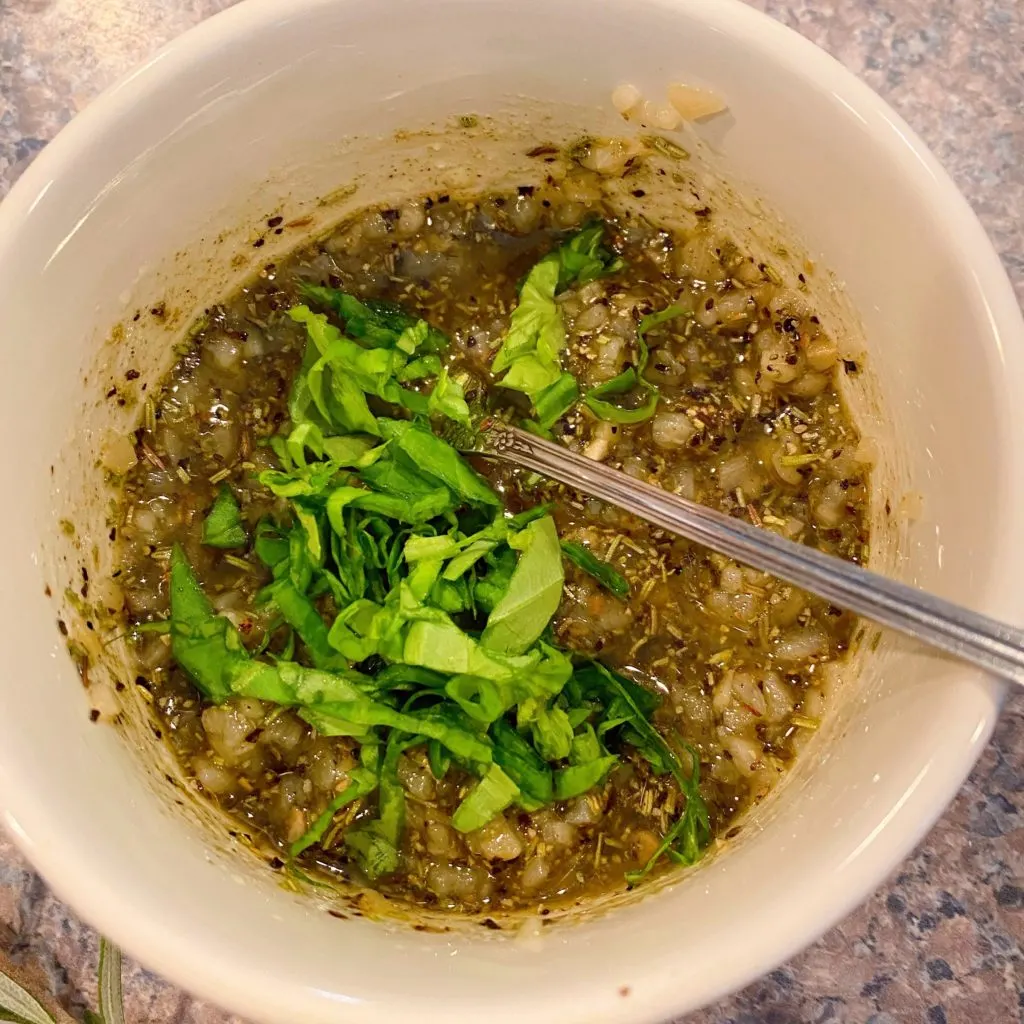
0;1;1019;1022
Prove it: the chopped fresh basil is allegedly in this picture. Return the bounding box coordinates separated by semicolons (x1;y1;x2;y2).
637;304;690;339
169;544;247;703
326;484;452;527
554;756;617;800
553;724;617;799
263;579;348;671
577;662;712;881
289;762;378;858
491;718;554;805
584;386;660;424
491;257;563;391
533;372;580;430
481;516;564;655
201;485;247;549
427;366;472;427
169;545;290;704
326;599;380;662
507;503;555;528
427;738;451;780
302;699;493;763
359;456;451;503
344;735;409;879
445;674;506;724
474;546;518;615
379;420;499;507
159;275;711;890
560;540;629;598
398;354;443;382
582;356;658;423
552;219;625;292
451;763;520;832
491;222;624;426
529;704;574;761
300;285;448;353
582;302;690;424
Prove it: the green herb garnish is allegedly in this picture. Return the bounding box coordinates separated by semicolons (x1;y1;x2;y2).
491;222;623;426
201;485;247;549
162;287;710;888
576;662;712;881
427;366;472;427
480;515;564;655
560;540;629;598
583;303;689;425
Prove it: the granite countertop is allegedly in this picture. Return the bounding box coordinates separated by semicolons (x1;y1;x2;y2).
0;1;1021;1021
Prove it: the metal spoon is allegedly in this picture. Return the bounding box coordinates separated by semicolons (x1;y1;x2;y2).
474;423;1024;688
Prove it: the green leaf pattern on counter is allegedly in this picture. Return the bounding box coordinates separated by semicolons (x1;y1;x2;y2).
0;970;56;1024
0;937;125;1024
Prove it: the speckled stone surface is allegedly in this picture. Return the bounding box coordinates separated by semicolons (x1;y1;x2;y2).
0;1;1021;1021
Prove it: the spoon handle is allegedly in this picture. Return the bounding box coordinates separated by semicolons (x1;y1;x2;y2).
484;424;1024;688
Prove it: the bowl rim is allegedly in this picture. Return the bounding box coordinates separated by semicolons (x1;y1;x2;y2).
0;0;1019;1021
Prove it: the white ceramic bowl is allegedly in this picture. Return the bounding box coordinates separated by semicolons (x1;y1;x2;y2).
0;1;1021;1021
